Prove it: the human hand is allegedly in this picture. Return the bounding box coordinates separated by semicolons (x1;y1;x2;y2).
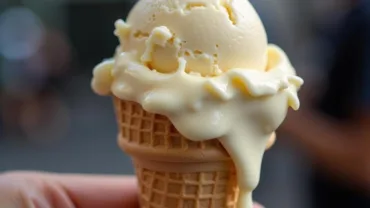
0;171;265;208
266;132;276;150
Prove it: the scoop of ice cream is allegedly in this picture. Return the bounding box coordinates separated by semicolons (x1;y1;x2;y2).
115;0;268;76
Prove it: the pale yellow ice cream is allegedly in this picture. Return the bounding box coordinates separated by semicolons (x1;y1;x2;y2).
115;0;268;77
92;0;303;208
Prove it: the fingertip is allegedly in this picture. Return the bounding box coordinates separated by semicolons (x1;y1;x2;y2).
253;202;265;208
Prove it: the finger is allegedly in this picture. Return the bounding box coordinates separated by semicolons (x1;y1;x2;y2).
0;171;139;208
253;202;265;208
51;173;139;208
266;132;276;150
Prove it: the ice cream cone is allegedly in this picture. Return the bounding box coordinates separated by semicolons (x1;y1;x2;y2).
113;97;239;208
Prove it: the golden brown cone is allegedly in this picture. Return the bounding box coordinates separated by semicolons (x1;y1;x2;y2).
113;97;275;208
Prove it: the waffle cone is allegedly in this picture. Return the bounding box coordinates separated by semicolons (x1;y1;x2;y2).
113;97;239;208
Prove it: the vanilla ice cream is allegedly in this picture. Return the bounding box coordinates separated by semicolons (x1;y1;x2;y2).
92;0;303;207
115;0;267;77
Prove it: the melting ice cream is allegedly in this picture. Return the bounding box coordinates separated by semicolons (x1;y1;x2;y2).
92;0;303;207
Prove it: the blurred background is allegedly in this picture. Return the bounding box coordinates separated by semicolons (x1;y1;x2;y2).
0;0;368;208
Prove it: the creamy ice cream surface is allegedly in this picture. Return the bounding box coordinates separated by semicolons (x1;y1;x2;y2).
92;0;303;208
116;0;268;76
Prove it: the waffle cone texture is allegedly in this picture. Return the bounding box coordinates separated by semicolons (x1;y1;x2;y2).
113;97;239;208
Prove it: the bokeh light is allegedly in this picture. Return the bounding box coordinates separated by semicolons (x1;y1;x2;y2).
0;7;44;60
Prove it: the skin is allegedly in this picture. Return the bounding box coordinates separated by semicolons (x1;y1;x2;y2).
0;171;264;208
280;84;370;191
